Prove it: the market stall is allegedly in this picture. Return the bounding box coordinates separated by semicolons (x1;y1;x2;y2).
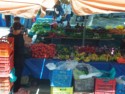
1;0;125;94
23;58;125;79
25;18;125;94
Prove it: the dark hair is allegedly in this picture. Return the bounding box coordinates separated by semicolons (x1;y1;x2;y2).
12;22;22;30
14;17;20;21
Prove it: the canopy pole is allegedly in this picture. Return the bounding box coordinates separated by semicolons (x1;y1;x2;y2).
82;16;87;46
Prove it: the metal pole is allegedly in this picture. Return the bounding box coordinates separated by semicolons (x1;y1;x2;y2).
82;16;87;45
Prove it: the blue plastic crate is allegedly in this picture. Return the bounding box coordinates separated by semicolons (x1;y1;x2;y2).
43;26;51;31
116;84;125;94
36;18;53;23
50;70;72;87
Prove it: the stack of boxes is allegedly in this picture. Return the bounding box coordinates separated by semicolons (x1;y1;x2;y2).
0;37;14;94
50;70;73;94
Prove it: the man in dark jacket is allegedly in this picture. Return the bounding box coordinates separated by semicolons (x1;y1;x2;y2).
8;22;25;93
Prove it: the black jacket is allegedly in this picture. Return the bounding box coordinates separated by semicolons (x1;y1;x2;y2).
8;33;25;57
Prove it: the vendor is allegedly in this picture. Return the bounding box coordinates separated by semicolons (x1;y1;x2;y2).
62;3;72;22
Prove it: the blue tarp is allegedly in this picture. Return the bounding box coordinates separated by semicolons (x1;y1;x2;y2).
0;14;6;27
22;58;125;79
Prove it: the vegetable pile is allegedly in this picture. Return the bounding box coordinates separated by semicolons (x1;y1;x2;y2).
30;43;56;58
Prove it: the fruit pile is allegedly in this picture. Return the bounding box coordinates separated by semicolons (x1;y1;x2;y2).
30;43;56;58
56;45;74;60
73;46;121;62
74;46;96;54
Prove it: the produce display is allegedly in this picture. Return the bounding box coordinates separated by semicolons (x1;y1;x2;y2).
56;45;74;60
29;43;121;62
30;43;56;58
29;22;124;63
29;23;125;42
31;22;50;35
73;46;121;62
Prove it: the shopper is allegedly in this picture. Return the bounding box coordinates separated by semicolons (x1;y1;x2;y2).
8;22;26;94
54;1;64;23
62;3;72;22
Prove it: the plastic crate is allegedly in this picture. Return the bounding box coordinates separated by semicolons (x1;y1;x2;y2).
0;78;10;83
74;78;94;92
36;18;53;23
43;25;51;31
0;82;13;91
0;38;14;57
0;70;11;77
0;90;11;94
0;60;14;72
51;87;73;94
74;92;94;94
116;83;125;94
0;66;13;77
94;92;115;94
94;78;116;94
50;70;72;87
0;53;14;64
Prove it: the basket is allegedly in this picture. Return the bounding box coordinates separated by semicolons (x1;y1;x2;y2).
51;87;73;94
74;78;94;92
94;78;116;94
0;37;14;57
50;70;72;87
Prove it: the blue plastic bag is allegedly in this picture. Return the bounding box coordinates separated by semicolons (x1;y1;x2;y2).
9;68;17;82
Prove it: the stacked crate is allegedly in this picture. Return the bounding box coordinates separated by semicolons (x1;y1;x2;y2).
0;37;14;94
94;78;116;94
74;77;95;94
50;70;73;94
116;83;125;94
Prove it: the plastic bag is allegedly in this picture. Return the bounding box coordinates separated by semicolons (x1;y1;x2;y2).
56;60;78;70
9;68;17;82
100;68;116;79
73;63;102;79
46;63;56;70
116;75;125;85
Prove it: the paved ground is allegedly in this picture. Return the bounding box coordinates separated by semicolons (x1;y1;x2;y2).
24;78;50;94
0;27;9;37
